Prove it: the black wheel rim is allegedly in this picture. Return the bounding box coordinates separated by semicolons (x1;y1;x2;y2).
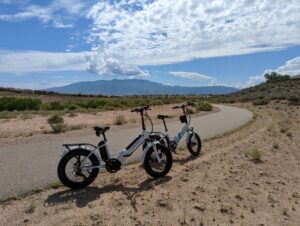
65;155;93;182
148;149;167;173
190;134;199;153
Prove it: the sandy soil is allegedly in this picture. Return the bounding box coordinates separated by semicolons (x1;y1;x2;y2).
0;104;218;140
1;103;299;226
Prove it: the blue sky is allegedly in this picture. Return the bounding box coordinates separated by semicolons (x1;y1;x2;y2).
0;0;300;89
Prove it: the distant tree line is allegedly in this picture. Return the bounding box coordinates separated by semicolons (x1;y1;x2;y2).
264;72;290;83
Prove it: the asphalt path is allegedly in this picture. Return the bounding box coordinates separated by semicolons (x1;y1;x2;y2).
0;105;252;199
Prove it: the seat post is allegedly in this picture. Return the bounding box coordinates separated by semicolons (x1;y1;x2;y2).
102;132;107;141
162;119;168;132
140;111;146;131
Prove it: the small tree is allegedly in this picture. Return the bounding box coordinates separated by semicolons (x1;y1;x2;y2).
264;72;290;83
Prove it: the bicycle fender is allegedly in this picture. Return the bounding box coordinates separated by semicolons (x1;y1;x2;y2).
140;141;160;163
185;130;193;144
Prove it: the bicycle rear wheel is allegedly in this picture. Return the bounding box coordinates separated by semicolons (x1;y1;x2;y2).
57;149;99;189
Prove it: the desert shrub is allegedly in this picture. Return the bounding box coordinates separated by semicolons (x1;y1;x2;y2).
47;115;67;133
87;99;107;108
0;97;41;111
25;202;36;214
74;101;88;109
113;114;127;125
186;108;194;114
104;100;125;109
47;102;64;110
47;114;64;124
50;123;67;133
246;149;263;162
196;102;213;111
288;94;300;105
68;104;77;110
252;99;270;106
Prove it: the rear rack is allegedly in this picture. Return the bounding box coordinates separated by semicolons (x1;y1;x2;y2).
62;143;97;151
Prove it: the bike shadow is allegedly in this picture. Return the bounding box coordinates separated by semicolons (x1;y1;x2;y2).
173;153;203;165
44;176;172;211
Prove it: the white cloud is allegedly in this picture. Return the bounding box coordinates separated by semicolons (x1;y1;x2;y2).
169;71;213;81
276;56;300;76
87;47;149;77
244;74;265;88
0;51;89;74
240;55;300;88
0;50;149;77
0;0;93;28
87;0;300;67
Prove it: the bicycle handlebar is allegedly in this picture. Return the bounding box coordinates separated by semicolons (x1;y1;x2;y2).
172;102;195;109
131;105;151;113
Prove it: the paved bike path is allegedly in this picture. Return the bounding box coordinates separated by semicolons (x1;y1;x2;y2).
0;105;252;199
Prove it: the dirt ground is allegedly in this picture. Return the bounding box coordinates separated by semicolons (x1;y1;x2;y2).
1;102;299;226
0;104;218;140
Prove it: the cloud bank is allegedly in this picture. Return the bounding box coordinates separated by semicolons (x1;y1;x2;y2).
0;51;89;74
0;0;94;28
169;71;213;81
87;0;300;67
276;57;300;76
1;0;300;81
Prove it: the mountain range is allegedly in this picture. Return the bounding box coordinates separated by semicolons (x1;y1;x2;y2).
46;79;238;95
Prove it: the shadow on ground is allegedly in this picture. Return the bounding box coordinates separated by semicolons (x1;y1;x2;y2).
173;152;203;165
44;176;172;211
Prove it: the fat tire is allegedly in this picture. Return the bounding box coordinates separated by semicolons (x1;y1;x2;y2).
143;144;172;178
187;132;202;156
57;149;99;189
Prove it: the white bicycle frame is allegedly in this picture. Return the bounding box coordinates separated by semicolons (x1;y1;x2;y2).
60;130;162;171
164;120;193;147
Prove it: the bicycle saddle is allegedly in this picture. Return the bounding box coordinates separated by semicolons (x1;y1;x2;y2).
157;114;169;120
93;126;110;133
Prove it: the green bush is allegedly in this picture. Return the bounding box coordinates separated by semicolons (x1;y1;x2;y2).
113;114;127;125
50;123;67;133
0;97;41;111
246;149;263;162
196;102;213;111
252;99;270;106
186;108;194;114
264;72;290;83
68;105;77;110
47;115;64;124
87;99;107;108
47;102;64;110
47;115;66;133
105;100;125;109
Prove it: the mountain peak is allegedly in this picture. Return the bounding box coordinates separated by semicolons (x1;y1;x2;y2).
46;79;238;96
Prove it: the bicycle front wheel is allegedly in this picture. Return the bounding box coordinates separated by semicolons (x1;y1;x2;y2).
143;144;172;178
187;132;202;156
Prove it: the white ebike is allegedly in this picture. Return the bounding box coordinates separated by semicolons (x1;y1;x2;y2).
144;103;202;156
57;106;173;189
